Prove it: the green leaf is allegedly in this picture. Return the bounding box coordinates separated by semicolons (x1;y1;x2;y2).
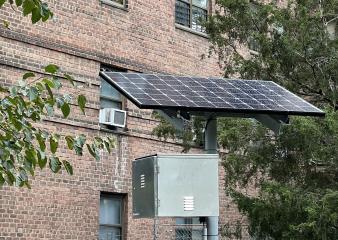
42;78;56;89
52;77;62;89
45;83;54;99
62;160;73;175
64;74;75;86
77;95;87;114
61;103;70;118
0;85;8;92
104;140;111;154
49;156;61;173
56;97;64;108
3;20;10;29
23;72;35;80
44;64;59;74
0;174;5;186
24;181;31;189
94;137;104;148
36;132;46;151
73;134;86;155
5;171;16;185
108;137;116;148
65;136;74;150
29;87;38;101
18;168;28;182
25;148;37;171
35;82;44;91
31;7;41;24
0;0;6;8
15;0;23;6
9;86;18;96
45;104;54;116
22;0;35;16
8;113;23;131
37;150;47;169
40;2;51;22
49;136;58;154
86;144;99;161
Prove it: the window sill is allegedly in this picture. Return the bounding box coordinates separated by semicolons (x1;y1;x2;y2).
100;124;128;134
100;0;128;11
175;24;209;39
249;49;259;56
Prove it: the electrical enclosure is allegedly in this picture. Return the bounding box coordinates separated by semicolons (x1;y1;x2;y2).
132;154;219;218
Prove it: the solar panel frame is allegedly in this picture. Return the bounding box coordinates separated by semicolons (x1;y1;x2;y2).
100;72;325;117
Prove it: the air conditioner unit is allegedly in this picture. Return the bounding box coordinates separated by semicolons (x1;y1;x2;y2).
99;108;127;128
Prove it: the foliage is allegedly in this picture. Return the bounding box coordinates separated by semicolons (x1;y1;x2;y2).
0;66;115;188
0;0;52;25
206;0;338;239
0;2;115;188
218;112;338;239
152;112;205;152
206;0;338;109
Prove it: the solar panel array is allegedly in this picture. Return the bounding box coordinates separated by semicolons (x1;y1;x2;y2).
100;72;324;116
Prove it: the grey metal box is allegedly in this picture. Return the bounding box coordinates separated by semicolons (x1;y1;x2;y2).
132;154;219;218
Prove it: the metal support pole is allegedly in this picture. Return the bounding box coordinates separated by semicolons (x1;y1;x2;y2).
205;118;219;240
203;225;208;240
153;217;158;240
205;118;217;154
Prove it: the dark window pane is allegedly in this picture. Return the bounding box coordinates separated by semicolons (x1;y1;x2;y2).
101;79;122;101
114;111;126;126
192;0;208;9
99;196;122;225
99;226;122;240
248;36;260;52
175;218;203;240
175;0;190;27
111;0;124;5
191;6;207;32
100;98;122;109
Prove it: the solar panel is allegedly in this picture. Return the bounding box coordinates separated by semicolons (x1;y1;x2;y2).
100;72;325;117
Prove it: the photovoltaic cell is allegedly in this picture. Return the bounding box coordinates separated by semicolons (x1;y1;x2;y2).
100;72;325;117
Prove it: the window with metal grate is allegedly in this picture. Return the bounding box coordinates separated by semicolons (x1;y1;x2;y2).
99;193;125;240
175;0;209;33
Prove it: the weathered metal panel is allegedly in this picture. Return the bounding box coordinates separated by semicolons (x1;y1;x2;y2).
132;154;219;218
157;154;219;217
132;156;156;218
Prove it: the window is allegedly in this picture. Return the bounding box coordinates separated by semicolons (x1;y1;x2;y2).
327;18;337;40
175;218;204;240
101;0;127;8
175;0;209;33
248;36;260;54
247;1;261;55
100;67;124;110
99;193;125;240
112;0;124;4
100;79;123;110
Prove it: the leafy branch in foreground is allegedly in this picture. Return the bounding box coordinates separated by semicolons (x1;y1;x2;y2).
0;65;115;188
218;110;338;239
152;111;205;152
0;0;53;25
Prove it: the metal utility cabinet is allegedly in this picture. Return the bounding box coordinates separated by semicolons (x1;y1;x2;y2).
132;154;219;218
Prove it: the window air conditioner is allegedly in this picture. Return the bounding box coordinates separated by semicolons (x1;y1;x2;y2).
99;108;127;128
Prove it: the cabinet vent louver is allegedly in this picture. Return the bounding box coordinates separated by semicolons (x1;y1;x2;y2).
184;196;194;211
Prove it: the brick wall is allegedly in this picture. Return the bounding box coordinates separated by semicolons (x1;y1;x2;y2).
0;0;245;239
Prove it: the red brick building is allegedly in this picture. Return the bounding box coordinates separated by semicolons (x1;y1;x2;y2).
0;0;244;239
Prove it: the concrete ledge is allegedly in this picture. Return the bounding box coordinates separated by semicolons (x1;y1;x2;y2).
175;24;209;39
